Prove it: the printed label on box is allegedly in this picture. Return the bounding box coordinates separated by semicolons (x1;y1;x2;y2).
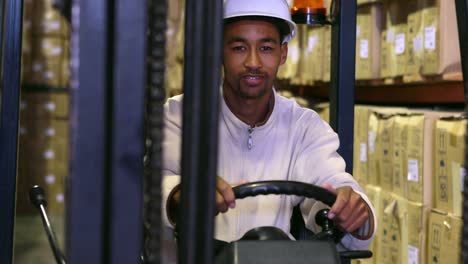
45;174;56;184
46;127;56;137
413;34;423;52
408;159;419;182
424;27;437;50
461;167;466;192
45;102;56;112
44;149;55;160
387;29;395;43
360;143;367;162
368;131;376;153
395;33;406;55
290;45;299;63
308;35;318;52
408;245;419;264
360;39;369;59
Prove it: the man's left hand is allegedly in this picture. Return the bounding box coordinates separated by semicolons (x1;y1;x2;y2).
321;183;370;234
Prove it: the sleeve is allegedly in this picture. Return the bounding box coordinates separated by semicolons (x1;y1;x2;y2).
161;96;183;227
291;113;377;251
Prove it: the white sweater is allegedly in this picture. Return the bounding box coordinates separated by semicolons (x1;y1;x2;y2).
162;89;376;251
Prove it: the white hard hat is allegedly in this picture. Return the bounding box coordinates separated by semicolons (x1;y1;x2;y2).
224;0;297;43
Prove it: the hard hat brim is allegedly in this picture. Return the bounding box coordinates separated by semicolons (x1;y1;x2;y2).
223;12;297;43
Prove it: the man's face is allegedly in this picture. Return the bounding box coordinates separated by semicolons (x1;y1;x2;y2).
223;20;288;100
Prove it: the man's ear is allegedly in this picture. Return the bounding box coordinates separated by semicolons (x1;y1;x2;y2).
280;43;288;65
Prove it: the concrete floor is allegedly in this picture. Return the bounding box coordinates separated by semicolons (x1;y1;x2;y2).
13;214;65;264
13;214;177;264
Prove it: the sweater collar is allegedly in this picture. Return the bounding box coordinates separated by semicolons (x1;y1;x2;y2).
220;87;279;131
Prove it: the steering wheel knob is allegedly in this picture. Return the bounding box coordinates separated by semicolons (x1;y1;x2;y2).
314;209;344;243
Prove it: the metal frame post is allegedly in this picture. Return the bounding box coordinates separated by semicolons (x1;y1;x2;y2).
329;0;357;174
67;0;110;262
67;0;145;262
178;0;223;263
456;0;468;98
108;0;145;262
0;0;23;262
455;0;468;261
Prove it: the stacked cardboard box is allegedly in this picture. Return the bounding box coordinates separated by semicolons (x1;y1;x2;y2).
349;106;464;263
18;0;71;215
434;116;466;217
17;92;70;215
353;106;370;186
427;210;463;264
22;0;70;87
420;0;461;77
356;3;383;80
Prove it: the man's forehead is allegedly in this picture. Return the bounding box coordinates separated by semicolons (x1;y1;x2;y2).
224;19;281;40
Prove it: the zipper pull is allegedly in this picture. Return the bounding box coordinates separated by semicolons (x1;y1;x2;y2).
247;127;253;150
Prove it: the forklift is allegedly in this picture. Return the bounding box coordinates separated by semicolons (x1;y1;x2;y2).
0;0;467;263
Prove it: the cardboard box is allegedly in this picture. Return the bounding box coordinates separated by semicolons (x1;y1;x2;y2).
421;0;461;76
392;115;409;197
32;0;70;37
298;26;320;85
367;111;380;186
405;113;438;206
434;116;466;217
354;106;370;185
20;92;70;120
313;102;330;124
322;26;331;82
277;27;300;80
402;201;428;264
17;118;69;214
380;29;394;78
377;114;395;191
376;191;405;264
356;3;383;80
427;210;462;264
312;27;325;82
405;0;424;75
380;0;412;78
364;185;382;264
30;58;70;87
358;0;382;5
29;37;69;87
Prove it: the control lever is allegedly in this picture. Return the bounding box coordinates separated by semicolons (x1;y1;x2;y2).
313;209;344;243
29;185;67;264
314;209;373;260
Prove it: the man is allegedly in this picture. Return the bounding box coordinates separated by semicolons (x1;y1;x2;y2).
162;0;376;251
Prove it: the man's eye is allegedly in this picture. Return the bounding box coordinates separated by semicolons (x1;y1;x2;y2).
232;46;246;52
260;46;273;51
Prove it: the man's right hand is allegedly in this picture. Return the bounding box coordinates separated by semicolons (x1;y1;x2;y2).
168;176;242;224
214;176;237;214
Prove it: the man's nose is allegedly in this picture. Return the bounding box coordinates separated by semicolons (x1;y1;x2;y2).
244;49;262;70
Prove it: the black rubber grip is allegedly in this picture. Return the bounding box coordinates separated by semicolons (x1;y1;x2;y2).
232;181;337;207
340;250;373;259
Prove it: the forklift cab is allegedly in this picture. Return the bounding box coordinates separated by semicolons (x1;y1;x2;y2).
0;0;467;263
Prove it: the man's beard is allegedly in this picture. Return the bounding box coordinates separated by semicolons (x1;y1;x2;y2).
234;70;270;99
235;83;268;99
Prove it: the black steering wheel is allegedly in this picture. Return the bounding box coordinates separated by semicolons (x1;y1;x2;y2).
231;180;342;242
233;180;336;206
214;180;372;261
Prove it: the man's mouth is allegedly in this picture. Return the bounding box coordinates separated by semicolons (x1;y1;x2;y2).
242;74;264;86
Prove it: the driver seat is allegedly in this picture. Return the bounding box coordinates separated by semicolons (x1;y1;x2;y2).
290;205;315;240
